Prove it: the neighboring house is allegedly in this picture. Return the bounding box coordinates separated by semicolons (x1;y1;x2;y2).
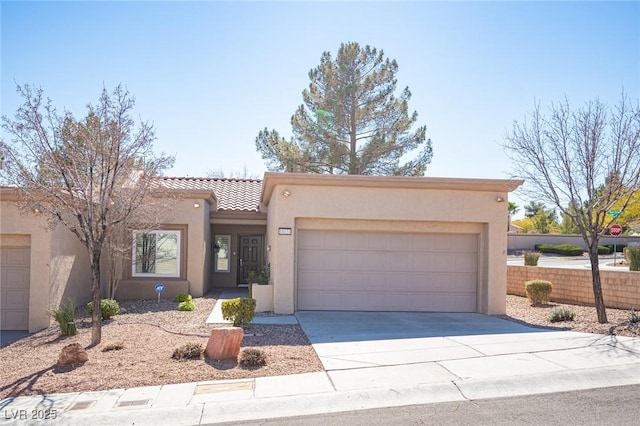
0;173;522;333
509;222;523;233
1;188;92;332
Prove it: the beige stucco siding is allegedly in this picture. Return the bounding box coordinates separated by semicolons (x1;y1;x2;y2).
263;175;519;315
1;201;90;332
115;197;212;299
169;198;212;297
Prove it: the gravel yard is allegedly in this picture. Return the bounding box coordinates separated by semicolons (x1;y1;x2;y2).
1;292;638;398
0;293;322;398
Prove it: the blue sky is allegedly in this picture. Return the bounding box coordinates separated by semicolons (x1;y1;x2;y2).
2;1;639;213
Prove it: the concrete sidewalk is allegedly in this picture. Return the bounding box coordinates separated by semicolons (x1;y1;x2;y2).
2;318;639;425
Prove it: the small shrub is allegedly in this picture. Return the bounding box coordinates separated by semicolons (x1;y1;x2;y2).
247;266;269;284
178;300;195;311
51;299;77;336
173;293;192;303
534;243;584;256
629;308;640;324
597;246;611;255
525;279;553;305
171;342;204;361
625;246;640;271
87;299;120;320
221;297;256;327
101;341;125;352
238;348;267;368
524;251;540;266
548;306;576;322
604;244;626;253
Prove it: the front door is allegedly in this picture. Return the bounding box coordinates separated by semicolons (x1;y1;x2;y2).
238;235;263;285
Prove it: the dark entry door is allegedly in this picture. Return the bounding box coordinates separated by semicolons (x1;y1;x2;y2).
238;235;263;285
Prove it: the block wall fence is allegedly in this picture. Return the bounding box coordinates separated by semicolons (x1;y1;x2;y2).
507;266;640;310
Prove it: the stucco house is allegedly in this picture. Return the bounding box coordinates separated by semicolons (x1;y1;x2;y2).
0;173;522;332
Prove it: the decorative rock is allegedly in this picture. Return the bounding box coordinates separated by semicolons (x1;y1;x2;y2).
57;343;89;366
205;327;244;361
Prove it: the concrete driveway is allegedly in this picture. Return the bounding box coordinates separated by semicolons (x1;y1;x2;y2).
295;311;640;392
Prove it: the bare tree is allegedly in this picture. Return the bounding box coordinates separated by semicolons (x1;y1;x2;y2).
206;164;261;179
1;84;175;344
103;191;178;300
503;94;640;323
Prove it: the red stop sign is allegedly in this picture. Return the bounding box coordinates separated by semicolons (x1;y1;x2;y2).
610;224;623;236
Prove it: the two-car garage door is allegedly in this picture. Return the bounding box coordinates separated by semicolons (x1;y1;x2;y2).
297;230;478;312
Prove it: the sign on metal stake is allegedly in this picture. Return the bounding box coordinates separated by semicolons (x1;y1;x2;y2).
155;283;165;304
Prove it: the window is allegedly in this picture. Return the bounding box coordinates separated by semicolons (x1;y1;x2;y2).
132;230;181;277
214;235;231;272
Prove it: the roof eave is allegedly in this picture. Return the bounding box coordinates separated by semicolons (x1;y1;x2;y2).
261;172;524;205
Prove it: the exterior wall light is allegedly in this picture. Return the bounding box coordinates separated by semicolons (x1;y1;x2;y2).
495;196;505;203
193;202;200;208
282;190;291;197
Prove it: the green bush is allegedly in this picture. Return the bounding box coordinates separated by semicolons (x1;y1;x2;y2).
548;306;576;322
50;299;77;336
178;300;195;311
534;244;584;256
171;342;204;361
625;246;640;271
604;244;626;253
524;251;540;266
525;279;553;305
173;293;192;303
86;299;120;320
247;266;270;284
221;297;256;327
238;348;267;368
597;246;611;255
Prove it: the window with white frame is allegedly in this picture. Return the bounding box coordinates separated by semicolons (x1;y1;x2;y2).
214;235;231;272
132;230;181;277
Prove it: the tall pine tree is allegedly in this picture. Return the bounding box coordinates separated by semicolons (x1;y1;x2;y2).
256;42;432;176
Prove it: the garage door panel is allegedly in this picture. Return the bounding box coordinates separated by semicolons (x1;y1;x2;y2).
454;253;478;271
2;288;30;305
298;250;346;270
1;246;30;330
3;269;29;286
5;249;29;265
297;230;478;312
364;272;390;291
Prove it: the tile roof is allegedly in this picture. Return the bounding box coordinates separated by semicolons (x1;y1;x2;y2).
155;177;263;212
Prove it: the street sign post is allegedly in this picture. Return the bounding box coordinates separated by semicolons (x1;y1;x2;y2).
609;224;623;265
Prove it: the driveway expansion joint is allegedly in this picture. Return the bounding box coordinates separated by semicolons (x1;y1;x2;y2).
450;380;470;401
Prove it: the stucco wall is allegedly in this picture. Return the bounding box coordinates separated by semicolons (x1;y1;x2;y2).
0;200;91;332
508;233;640;253
263;175;518;315
507;265;640;309
116;197;212;299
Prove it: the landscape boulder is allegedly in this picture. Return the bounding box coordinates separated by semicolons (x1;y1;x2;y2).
205;327;243;361
57;343;89;366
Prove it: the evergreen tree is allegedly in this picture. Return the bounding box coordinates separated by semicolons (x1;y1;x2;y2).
256;42;432;176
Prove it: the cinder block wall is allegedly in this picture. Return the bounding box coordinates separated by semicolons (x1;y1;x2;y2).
507;266;640;310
